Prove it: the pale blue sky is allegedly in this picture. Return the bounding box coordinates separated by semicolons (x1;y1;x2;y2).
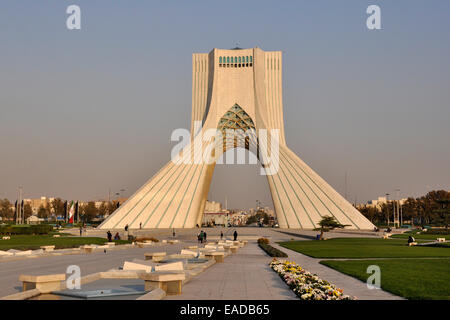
0;0;449;208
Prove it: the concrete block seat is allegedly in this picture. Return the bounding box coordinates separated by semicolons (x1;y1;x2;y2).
204;251;225;263
81;245;94;253
140;271;186;295
137;242;154;248
408;242;418;246
168;240;179;244
437;238;445;242
40;246;55;252
155;261;184;272
229;246;239;253
19;274;65;293
186;245;198;249
144;252;166;261
123;261;153;273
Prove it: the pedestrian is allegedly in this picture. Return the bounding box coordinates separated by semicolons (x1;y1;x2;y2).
173;228;176;238
220;231;223;240
139;222;142;229
107;230;112;242
197;232;202;244
203;231;207;243
79;226;82;237
233;230;238;241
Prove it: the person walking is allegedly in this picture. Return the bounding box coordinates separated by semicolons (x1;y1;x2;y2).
203;231;207;243
139;222;142;229
220;231;223;240
107;230;112;242
173;228;176;238
79;226;83;237
233;230;238;241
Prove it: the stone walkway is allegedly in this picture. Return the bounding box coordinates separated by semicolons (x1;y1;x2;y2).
166;242;297;300
270;243;404;300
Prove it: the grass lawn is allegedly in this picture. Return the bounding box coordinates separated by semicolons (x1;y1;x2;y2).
279;238;450;258
0;235;131;251
320;259;450;300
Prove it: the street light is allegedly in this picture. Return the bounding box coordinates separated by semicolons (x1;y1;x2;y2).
395;189;401;228
385;193;390;226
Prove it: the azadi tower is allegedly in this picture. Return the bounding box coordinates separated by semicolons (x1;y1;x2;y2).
99;47;375;230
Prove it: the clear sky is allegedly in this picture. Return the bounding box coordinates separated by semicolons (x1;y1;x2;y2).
0;0;449;209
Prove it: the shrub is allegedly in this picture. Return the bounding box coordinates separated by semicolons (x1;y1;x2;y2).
423;229;450;235
0;224;53;235
259;242;288;257
257;237;270;245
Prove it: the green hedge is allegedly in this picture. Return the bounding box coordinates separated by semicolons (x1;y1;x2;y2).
259;242;288;257
423;229;450;235
0;224;53;235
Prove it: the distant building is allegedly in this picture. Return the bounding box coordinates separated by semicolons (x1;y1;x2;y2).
23;197;54;214
358;196;408;212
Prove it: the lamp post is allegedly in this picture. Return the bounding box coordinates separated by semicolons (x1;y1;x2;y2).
385;193;390;226
395;189;400;228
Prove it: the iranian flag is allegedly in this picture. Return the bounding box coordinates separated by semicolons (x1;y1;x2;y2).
68;201;75;223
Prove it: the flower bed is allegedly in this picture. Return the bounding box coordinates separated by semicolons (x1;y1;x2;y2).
269;259;355;300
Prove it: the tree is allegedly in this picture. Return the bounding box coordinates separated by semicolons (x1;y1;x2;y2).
434;199;450;228
314;216;348;240
50;198;65;217
106;201;117;216
37;204;49;219
0;199;13;220
97;202;108;218
23;203;33;220
82;201;98;222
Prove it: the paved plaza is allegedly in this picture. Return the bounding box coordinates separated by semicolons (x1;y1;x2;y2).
0;228;402;299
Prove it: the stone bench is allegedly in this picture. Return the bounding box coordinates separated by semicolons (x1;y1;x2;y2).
123;261;153;273
186;245;198;250
2;236;11;240
168;240;179;244
154;261;184;272
19;274;66;293
105;242;116;247
408;242;418;246
136;242;154;248
382;234;391;239
40;245;55;252
139;271;185;295
437;238;446;242
205;252;225;263
82;246;95;253
229;246;238;253
144;252;166;261
52;235;60;238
